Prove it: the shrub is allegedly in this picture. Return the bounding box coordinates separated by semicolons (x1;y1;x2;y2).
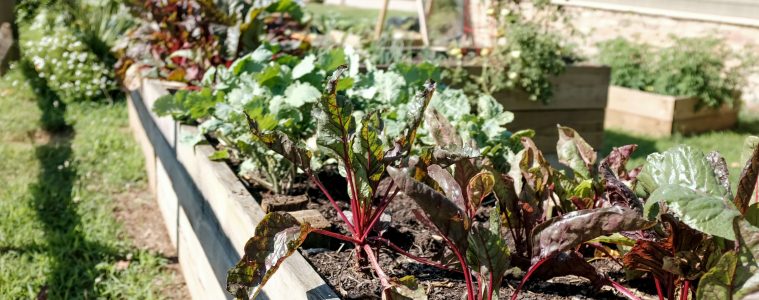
598;37;750;108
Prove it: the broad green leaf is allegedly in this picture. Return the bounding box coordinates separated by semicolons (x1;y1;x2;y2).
153;93;185;117
736;136;759;215
637;145;729;198
387;167;470;253
318;48;346;72
556;125;596;179
531;206;655;264
247;114;312;171
644;184;741;240
393;81;436;156
226;212;311;299
314;67;355;159
209;150;230;161
466;203;510;299
291;54;315;79
351;112;385;205
230;47;271;75
283;82;320;107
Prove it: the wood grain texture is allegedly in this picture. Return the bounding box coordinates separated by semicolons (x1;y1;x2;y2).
605;85;740;137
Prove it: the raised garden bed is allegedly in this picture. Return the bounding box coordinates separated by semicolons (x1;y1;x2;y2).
460;64;611;153
605;86;741;137
125;77;339;300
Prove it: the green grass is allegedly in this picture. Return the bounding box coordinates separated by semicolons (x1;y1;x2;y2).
0;67;174;299
602;111;759;189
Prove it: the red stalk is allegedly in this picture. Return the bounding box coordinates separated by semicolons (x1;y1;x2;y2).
510;256;551;300
360;188;399;242
680;280;690;300
363;244;391;288
608;278;641;300
308;172;356;235
445;237;475;300
487;272;494;300
370;236;461;273
310;228;360;244
654;276;665;300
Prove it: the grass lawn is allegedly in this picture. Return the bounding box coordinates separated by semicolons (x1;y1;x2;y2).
602;111;759;189
0;66;179;299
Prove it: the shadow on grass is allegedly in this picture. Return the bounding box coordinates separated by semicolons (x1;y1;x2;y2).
21;59;121;298
601;130;658;160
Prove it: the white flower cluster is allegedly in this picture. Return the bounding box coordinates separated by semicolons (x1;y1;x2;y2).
24;28;116;102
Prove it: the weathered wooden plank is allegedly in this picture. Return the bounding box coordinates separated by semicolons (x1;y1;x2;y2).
463;65;610;111
176;125;339;300
604;109;672;137
126;94;157;194
141;79;179;150
606;85;740;136
607;86;677;121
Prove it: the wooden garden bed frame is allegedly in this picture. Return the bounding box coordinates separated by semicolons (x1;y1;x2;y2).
605;86;741;137
125;77;339;300
462;64;611;152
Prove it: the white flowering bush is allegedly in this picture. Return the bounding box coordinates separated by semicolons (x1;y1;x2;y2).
23;11;117;103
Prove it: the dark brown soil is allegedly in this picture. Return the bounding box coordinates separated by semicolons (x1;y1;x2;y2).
212;134;656;299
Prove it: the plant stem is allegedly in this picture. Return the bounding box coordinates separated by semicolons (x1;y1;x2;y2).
363;244;391;289
311;228;360;244
369;236;461;273
680;280;690;300
360;187;399;242
654;276;665;300
447;238;475;300
510;255;551;300
608;278;641;300
308;172;356;235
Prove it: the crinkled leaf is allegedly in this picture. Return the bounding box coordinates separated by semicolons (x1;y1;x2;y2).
226;212;311;299
291;54;315;79
247;114;312;171
387;80;436;160
556;125;596;178
644;184;741;240
283;82;321;107
314;66;355;159
736;136;759;215
318;48;346;72
424;107;462;148
531;206;655;264
427;164;465;211
637;145;729;198
600;163;643;213
601;144;639;181
707;151;733;197
466;171;495;215
351;112;386;205
387;167;470;253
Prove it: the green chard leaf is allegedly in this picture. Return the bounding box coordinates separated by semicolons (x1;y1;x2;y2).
466;202;510;299
226;212;311;299
351;112;386;205
246;113;312;171
644;184;741;240
637;145;729;198
313;66;355;159
389;80;437;157
697;219;759;299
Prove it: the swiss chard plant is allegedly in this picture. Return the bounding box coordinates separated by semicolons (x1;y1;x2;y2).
387;120;656;299
227;67;460;299
114;0;309;84
620;136;759;300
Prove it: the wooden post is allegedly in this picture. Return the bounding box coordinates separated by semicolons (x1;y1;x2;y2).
0;0;18;75
374;0;390;40
416;0;430;46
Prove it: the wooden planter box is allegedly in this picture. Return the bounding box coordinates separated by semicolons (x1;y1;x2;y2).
462;64;610;153
125;78;339;300
605;86;741;137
